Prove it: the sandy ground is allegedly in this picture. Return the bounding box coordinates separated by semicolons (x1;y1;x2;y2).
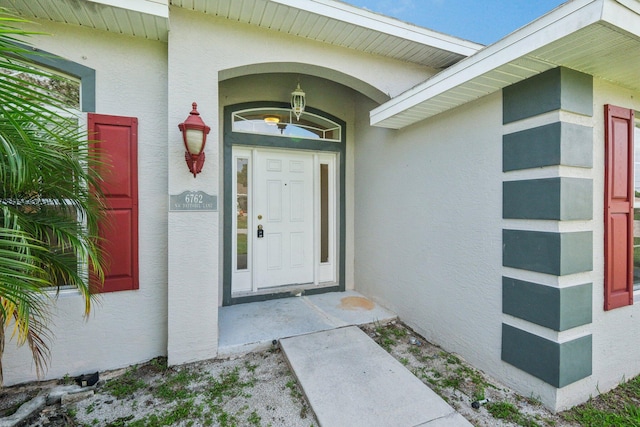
0;321;581;427
361;322;580;427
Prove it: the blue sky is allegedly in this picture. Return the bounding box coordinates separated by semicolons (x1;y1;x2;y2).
342;0;567;45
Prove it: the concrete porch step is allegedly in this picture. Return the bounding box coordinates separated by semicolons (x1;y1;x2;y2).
218;290;397;356
280;326;472;427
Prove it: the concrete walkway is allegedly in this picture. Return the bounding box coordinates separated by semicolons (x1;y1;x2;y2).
281;326;472;427
219;291;471;426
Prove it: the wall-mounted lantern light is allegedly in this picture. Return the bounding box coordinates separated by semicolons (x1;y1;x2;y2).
178;102;210;178
291;82;306;121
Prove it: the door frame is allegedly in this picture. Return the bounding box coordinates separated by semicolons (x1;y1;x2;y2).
223;101;346;305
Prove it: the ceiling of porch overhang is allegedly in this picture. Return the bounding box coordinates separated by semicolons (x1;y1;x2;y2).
370;0;640;129
0;0;483;69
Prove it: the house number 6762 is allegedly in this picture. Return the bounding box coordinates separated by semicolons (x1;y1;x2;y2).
185;193;203;203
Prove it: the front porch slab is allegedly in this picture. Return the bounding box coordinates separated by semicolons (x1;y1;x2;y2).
218;290;396;356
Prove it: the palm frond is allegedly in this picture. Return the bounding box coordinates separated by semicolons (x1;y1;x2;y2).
0;8;107;383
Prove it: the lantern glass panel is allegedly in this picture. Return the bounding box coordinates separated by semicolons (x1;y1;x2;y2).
185;129;204;155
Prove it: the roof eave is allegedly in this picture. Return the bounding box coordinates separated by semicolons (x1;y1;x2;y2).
370;0;636;129
2;0;483;68
271;0;483;57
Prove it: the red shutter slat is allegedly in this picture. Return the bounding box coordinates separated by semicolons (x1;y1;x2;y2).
89;114;139;293
604;104;634;310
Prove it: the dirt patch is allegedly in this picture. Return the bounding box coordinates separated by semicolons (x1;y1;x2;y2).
13;348;318;427
360;321;581;427
1;320;611;427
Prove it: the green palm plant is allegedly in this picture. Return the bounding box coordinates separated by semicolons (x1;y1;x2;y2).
0;10;105;383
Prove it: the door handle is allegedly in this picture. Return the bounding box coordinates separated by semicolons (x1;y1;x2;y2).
257;224;264;238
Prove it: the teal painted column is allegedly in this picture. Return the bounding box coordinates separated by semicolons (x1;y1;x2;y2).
501;67;593;388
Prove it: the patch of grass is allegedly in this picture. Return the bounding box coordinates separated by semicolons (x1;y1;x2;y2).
103;367;147;399
286;378;304;400
520;393;543;407
153;368;200;401
445;354;460;365
486;401;518;418
565;402;640;426
486;401;540;427
390;325;408;338
419;354;433;363
285;376;312;420
149;357;168;372
216;410;240;427
372;322;409;350
441;375;462;389
452;364;495;399
161;399;196;425
244;361;258;374
247;410;261;426
105;415;134;427
126;399;201;427
564;376;640;426
206;366;255;404
408;346;421;356
472;390;485;402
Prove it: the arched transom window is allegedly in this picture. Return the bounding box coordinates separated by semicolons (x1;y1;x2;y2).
232;107;341;142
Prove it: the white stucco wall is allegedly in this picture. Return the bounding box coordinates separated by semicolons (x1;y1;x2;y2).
355;91;506;378
3;21;168;385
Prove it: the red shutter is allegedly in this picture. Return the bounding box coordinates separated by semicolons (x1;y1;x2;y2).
604;105;635;310
89;114;139;293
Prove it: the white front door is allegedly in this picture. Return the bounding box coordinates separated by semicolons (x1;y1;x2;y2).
232;147;337;294
254;150;314;289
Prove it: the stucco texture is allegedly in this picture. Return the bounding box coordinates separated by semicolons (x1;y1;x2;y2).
354;91;507;392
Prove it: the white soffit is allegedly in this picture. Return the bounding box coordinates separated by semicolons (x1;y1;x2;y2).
0;0;169;41
1;0;481;68
371;0;640;129
172;0;482;69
